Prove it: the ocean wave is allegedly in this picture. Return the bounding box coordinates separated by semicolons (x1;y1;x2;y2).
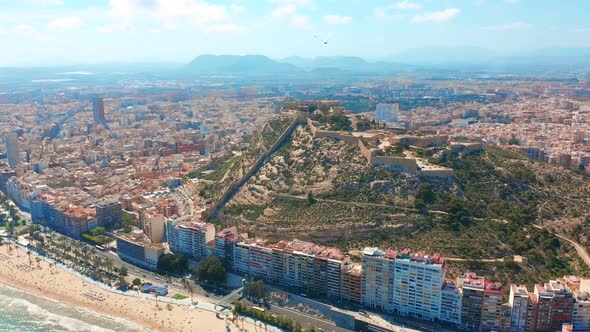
0;283;147;332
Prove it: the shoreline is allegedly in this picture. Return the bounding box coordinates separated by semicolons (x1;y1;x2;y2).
0;245;245;332
0;281;146;331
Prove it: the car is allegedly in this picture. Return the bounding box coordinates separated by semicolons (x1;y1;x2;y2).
155;276;160;280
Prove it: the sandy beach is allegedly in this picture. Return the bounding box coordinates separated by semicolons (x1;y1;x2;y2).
0;244;254;332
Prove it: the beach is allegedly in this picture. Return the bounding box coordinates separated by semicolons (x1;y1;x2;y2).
0;244;255;332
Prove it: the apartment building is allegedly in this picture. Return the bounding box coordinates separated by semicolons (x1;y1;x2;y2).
509;285;530;332
526;292;540;332
233;240;250;276
248;241;274;281
535;283;554;332
361;247;396;312
116;229;165;270
548;280;574;331
458;272;486;331
166;218;215;260
281;245;303;289
440;281;462;325
213;226;245;270
392;250;446;321
340;262;362;305
481;281;503;332
270;246;284;284
62;206;96;239
229;238;344;298
566;277;590;332
143;213;166;243
95;199;122;228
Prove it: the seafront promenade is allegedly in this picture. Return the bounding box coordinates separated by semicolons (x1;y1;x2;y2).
0;240;275;332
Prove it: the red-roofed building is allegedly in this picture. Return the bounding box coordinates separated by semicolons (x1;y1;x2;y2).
166;218;215;260
481;281;503;331
458;272;486;330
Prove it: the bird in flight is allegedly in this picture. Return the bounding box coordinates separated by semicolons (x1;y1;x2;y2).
314;34;330;45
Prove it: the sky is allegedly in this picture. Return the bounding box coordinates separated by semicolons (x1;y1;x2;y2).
0;0;589;66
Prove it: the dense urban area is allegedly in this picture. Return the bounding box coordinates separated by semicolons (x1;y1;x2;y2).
2;69;590;332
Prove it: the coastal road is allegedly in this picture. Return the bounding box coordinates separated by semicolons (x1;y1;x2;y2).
533;224;590;268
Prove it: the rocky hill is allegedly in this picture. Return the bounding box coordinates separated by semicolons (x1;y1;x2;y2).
213;121;590;285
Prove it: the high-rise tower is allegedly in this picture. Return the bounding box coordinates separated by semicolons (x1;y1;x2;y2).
92;97;106;123
4;132;19;168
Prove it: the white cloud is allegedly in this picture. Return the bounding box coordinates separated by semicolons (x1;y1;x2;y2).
480;22;531;31
96;23;132;33
15;24;36;34
411;8;460;23
47;16;82;30
230;4;246;15
374;2;419;21
394;1;422;10
153;0;229;26
268;4;297;19
31;0;64;5
323;15;352;25
206;23;246;33
291;15;311;29
108;0;139;19
269;0;312;5
108;0;230;26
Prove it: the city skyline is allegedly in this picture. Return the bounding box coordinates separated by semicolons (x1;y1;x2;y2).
0;0;589;66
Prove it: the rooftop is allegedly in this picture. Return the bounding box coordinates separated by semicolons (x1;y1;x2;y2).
459;272;485;289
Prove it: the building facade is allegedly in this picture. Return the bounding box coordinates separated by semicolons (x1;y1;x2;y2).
166;218;214;260
440;281;462;325
375;103;399;124
4;132;19;168
92;97;106;123
458;272;486;331
96;199;122;228
509;285;530;332
116;230;165;270
392;250;446;321
361;247;396;312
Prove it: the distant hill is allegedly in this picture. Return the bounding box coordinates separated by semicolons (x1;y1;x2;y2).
280;56;409;73
384;47;590;71
384;46;496;65
186;54;300;76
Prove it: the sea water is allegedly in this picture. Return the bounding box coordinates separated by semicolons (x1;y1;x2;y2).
0;283;148;332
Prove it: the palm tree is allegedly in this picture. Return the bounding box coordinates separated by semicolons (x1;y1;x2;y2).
155;293;160;308
27;250;32;266
36;256;41;269
105;258;114;274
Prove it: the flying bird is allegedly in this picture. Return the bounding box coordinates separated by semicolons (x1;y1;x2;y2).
314;34;330;45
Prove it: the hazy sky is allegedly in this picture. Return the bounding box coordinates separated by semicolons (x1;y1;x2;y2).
0;0;588;66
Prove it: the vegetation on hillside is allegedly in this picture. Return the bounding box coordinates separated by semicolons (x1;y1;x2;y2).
217;123;590;289
194;116;295;202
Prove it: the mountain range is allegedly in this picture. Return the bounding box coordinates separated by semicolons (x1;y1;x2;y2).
185;48;590;76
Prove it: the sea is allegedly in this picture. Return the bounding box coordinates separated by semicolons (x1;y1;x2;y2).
0;283;148;332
